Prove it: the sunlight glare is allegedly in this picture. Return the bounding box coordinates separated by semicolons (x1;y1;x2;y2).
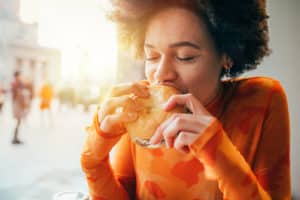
21;0;118;85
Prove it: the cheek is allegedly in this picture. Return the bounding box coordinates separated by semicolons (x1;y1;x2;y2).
176;65;205;83
176;63;220;90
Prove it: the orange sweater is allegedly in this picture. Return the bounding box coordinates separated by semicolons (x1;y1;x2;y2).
81;77;290;200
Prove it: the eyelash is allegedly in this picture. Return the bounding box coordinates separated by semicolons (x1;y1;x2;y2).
176;56;198;62
146;56;199;63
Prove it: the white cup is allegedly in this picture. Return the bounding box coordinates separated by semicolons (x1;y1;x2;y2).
52;191;89;200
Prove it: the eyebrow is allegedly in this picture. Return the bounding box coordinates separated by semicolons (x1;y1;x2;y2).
144;41;201;50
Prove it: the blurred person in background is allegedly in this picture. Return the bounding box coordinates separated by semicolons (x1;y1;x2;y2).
11;71;34;144
39;80;54;127
0;83;6;113
81;0;291;199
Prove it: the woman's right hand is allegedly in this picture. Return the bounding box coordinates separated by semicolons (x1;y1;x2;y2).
97;81;149;135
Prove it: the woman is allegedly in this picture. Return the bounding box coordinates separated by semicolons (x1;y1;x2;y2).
81;1;290;199
11;71;33;144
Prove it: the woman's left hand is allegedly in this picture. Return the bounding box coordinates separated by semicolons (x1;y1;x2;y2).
150;93;215;154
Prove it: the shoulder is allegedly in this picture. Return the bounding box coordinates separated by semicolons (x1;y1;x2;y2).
223;76;288;112
231;76;286;99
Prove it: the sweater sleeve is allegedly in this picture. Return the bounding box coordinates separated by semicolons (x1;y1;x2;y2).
190;81;290;200
80;112;135;200
252;81;291;200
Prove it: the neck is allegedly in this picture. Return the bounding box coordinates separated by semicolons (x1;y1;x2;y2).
203;81;223;107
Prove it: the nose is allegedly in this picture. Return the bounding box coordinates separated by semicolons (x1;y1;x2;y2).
154;56;177;83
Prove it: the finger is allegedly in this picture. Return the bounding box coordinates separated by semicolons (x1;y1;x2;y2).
101;111;138;134
110;81;149;98
149;112;173;145
98;96;142;122
174;131;196;154
162;114;198;148
150;114;198;147
161;114;201;147
149;127;164;145
161;115;180;148
164;93;202;114
101;112;125;134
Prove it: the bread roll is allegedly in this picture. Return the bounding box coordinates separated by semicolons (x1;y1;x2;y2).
125;84;184;147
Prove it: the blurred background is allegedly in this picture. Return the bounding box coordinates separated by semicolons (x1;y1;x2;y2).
0;0;299;199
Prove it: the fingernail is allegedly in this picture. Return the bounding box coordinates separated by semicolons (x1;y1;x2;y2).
149;138;154;144
149;136;155;144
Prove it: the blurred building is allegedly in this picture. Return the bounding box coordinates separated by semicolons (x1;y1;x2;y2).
0;0;60;89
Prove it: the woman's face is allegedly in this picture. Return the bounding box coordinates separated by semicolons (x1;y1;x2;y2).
144;7;225;104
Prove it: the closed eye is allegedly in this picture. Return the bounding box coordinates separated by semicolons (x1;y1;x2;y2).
176;55;200;62
145;57;159;61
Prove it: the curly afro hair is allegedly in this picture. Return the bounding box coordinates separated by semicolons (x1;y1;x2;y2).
108;0;271;77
